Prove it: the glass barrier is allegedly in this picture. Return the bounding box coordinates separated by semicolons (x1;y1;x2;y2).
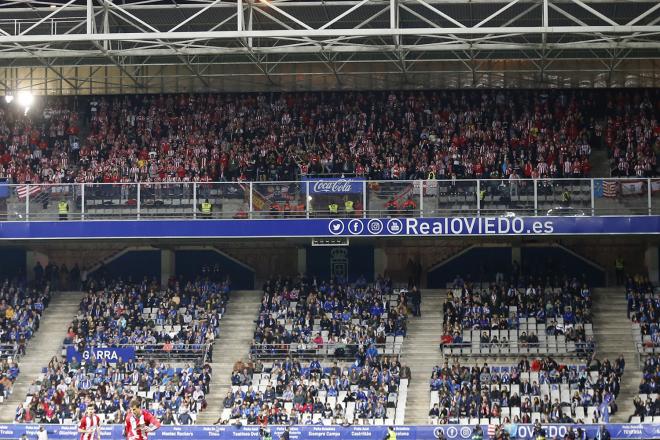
477;179;534;216
594;178;649;216
84;183;138;220
365;181;418;218
0;178;655;221
652;179;660;215
1;185;28;221
539;179;592;217
201;182;249;219
431;180;478;216
252;182;306;219
139;182;194;219
28;184;81;221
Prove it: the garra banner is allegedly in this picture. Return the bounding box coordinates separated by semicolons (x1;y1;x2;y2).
66;346;135;363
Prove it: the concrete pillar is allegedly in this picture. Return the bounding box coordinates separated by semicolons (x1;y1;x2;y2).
645;245;659;285
161;249;175;285
297;247;307;275
512;245;521;267
26;250;48;283
374;247;387;279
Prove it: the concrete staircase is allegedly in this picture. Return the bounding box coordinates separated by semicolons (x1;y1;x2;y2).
591;145;611;178
592;287;641;422
196;290;262;424
0;291;84;423
403;289;446;424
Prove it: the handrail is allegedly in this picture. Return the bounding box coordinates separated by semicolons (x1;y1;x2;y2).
61;342;212;365
0;343;20;361
441;341;595;359
250;342;403;360
0;177;656;222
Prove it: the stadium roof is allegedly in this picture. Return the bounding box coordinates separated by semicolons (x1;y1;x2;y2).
0;0;659;94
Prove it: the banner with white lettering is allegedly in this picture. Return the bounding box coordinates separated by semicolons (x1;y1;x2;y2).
0;216;659;239
66;346;135;363
0;423;657;440
303;178;365;194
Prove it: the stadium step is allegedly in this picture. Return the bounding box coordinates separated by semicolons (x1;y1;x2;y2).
0;290;85;423
196;290;262;424
591;288;641;423
403;289;446;424
589;146;612;179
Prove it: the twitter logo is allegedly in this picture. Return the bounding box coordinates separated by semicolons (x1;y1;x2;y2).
328;219;344;235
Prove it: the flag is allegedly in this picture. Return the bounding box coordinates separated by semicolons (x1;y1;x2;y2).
651;180;660;193
621;180;644;196
487;424;497;438
506;424;518;438
599;395;611;423
602;180;618;198
15;185;41;200
424;180;438;196
593;179;604;198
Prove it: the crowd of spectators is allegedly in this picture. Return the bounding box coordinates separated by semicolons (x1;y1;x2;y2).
626;274;660;423
251;276;407;358
604;90;659;178
441;274;593;354
14;274;230;424
64;276;229;352
0;279;51;357
217;356;407;425
0;99;80;184
15;356;210;425
4;90;657;186
626;275;660;350
0;269;53;405
631;355;660;422
428;356;622;425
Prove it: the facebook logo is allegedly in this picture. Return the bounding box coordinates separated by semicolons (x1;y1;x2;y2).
347;219;364;235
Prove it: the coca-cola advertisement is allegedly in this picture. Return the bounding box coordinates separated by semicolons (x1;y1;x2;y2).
305;178;365;194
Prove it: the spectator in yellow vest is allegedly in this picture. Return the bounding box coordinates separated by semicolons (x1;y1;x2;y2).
58;200;69;221
200;199;212;219
344;199;354;216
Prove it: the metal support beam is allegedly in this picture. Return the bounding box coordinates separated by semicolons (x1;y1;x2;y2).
1;26;659;44
569;0;618;25
86;0;94;35
0;0;656;93
627;2;660;25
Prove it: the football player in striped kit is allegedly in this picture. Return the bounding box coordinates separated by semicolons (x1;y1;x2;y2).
124;398;161;440
78;406;101;440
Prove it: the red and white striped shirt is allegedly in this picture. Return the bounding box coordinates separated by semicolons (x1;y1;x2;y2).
78;414;101;440
125;409;161;440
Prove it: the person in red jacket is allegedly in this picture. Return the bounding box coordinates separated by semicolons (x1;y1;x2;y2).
385;199;398;216
402;197;417;216
124;398;161;440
